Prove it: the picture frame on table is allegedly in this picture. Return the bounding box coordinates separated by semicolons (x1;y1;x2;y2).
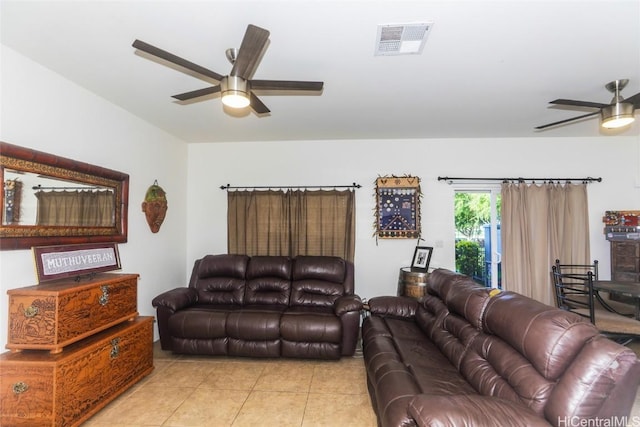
411;246;433;271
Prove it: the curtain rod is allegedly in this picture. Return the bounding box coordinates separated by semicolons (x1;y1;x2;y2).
438;176;602;184
32;185;112;191
220;183;361;190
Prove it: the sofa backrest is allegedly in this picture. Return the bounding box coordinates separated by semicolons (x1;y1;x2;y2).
484;291;640;421
420;268;640;423
290;256;352;308
189;254;249;305
188;254;353;308
245;256;292;306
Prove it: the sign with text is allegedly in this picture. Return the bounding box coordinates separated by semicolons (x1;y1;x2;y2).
32;243;121;282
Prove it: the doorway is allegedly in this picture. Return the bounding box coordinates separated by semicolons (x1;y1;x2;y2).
454;189;501;288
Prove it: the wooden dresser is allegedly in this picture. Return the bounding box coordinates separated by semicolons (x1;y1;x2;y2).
608;241;640;304
610;241;640;282
0;273;154;427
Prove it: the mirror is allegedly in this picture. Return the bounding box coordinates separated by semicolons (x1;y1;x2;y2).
1;141;129;250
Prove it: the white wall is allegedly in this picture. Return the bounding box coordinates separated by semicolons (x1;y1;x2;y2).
187;137;640;301
3;43;640;350
0;45;188;348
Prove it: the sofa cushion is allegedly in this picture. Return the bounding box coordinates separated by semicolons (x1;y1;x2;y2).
281;311;341;343
194;277;246;305
281;341;341;359
428;268;469;299
245;256;292;305
408;395;552;427
430;312;482;370
444;283;492;330
461;333;555;415
371;359;422;427
415;295;449;341
247;256;292;279
168;309;228;339
229;339;281;357
290;281;343;308
227;309;283;340
195;254;249;279
191;254;249;305
545;335;640;421
293;256;346;283
483;291;599;380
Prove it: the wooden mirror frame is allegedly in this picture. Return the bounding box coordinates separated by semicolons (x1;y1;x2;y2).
0;141;129;250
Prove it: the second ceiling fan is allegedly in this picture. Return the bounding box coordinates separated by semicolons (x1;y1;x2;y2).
536;79;639;130
132;24;323;114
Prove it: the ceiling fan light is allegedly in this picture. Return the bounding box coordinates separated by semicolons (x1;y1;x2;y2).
601;102;635;129
221;76;250;109
222;92;250;108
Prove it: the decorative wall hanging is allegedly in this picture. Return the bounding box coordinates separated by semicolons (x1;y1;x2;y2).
141;180;167;233
374;175;421;239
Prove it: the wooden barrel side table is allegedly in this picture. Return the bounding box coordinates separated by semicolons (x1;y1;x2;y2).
397;267;429;299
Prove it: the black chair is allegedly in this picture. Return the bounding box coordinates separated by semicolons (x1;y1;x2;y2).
552;265;640;344
553;259;634;317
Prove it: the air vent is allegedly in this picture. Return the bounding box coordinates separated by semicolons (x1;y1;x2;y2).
375;22;434;56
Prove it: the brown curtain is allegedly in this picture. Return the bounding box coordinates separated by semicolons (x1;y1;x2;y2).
227;189;355;262
36;190;115;226
501;182;590;305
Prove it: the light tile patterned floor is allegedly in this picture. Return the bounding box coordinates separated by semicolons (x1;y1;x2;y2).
84;340;640;427
83;341;377;427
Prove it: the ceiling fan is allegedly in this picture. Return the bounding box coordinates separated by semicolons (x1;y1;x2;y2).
536;79;639;130
132;24;323;114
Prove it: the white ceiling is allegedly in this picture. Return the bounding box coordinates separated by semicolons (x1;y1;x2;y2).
2;0;639;143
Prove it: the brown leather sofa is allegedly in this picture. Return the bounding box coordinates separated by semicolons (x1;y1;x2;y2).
362;268;640;427
152;254;362;359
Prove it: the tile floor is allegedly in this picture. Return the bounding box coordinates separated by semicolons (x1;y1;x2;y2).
84;341;377;427
84;340;640;427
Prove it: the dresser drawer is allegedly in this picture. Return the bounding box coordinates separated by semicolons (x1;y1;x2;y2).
7;273;138;353
0;316;154;427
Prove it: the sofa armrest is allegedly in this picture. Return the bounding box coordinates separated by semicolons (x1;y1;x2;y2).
151;287;198;312
367;296;418;319
408;395;552;427
334;294;363;316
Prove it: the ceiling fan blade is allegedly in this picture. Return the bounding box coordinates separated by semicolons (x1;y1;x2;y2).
133;39;224;81
549;98;609;109
251;80;324;91
172;86;221;101
230;25;270;80
250;92;270;114
623;92;640;107
535;111;601;130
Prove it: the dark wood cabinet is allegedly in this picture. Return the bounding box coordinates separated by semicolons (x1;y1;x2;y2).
611;241;640;282
609;241;640;304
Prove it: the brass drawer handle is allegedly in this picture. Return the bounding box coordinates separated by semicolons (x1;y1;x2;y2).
110;338;120;359
23;306;39;318
12;382;28;394
99;285;110;306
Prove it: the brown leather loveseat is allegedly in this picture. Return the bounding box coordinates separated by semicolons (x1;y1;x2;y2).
362;268;640;426
152;254;362;359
